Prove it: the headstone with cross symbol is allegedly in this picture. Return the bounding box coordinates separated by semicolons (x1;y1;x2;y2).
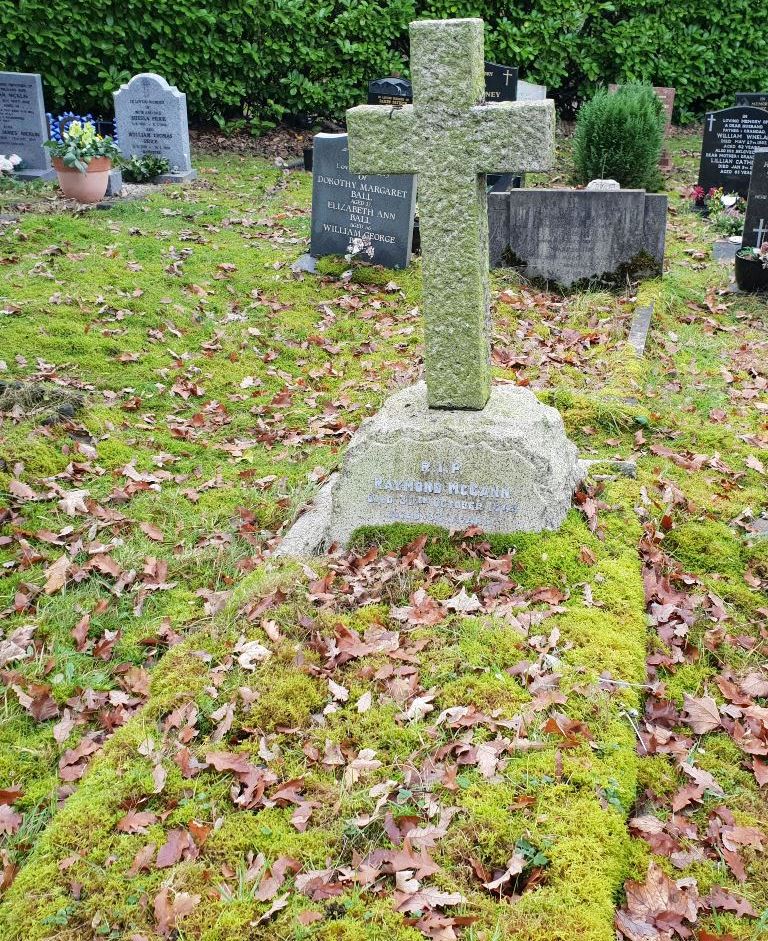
347;19;554;410
742;148;768;248
697;106;768;197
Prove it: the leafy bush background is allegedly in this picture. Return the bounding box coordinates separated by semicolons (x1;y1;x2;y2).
572;84;664;189
1;0;765;127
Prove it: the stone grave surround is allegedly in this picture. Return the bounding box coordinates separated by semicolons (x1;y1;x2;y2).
309;132;416;269
742;148;768;249
488;187;667;288
113;73;196;182
0;71;56;180
697;106;768;197
279;18;583;554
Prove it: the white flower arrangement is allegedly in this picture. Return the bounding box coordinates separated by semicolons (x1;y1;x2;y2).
345;234;375;261
0;154;22;175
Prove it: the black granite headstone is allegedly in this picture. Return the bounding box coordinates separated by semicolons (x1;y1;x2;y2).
484;62;519;103
367;77;412;106
310;133;416;269
742;148;768;248
484;62;521;191
697;107;768;196
735;93;768;112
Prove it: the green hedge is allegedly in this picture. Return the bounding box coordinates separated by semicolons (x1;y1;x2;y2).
1;0;766;127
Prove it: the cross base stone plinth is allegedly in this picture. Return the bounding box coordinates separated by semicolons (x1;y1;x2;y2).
277;382;584;555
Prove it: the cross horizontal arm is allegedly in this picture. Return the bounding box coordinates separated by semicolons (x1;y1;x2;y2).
346;105;418;175
468;100;556;174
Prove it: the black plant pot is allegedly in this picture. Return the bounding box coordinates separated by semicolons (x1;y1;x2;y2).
735;253;768;292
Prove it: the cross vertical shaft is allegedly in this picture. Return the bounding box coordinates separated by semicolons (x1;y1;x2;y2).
346;18;555;410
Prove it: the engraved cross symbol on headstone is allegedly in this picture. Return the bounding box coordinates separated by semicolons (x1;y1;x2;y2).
503;69;515;86
346;18;554;410
707;113;716;132
754;218;768;246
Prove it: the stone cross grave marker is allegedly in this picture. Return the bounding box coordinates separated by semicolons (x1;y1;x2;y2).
279;19;581;553
347;18;554;410
0;71;55;180
114;73;196;182
742;149;768;249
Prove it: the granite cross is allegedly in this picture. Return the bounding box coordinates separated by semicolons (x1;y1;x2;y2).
346;18;555;410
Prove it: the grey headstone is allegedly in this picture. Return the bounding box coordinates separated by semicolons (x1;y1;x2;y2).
489;188;667;287
742;149;768;248
105;169;123;197
310;133;416;269
516;79;547;101
587;178;621;191
114;73;196;182
697;107;768;197
0;71;55;180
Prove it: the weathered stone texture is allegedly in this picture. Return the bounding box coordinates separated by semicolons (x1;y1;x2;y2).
327;382;583;546
346;18;555;410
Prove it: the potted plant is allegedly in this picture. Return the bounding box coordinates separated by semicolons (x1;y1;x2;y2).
735;242;768;293
45;118;121;203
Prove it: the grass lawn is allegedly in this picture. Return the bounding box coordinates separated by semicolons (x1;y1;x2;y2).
0;129;766;941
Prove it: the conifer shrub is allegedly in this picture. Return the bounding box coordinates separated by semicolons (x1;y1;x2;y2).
572;84;665;190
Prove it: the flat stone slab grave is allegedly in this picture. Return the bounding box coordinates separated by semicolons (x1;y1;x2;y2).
114;73;196;182
697;106;768;197
280;18;582;554
0;71;55;180
489;187;667;288
627;303;654;356
309;132;416;269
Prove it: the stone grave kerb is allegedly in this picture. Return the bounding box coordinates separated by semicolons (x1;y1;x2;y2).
346;18;555;410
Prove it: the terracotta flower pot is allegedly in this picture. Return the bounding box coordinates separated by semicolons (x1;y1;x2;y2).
735;252;768;293
52;156;112;203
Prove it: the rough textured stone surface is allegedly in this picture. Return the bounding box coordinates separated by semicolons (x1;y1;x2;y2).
586;178;620;190
114;73;196;181
489;188;667;287
326;381;582;546
275;477;336;557
0;71;55;180
346;19;555;410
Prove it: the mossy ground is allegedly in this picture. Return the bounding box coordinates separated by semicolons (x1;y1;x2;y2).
0;129;766;940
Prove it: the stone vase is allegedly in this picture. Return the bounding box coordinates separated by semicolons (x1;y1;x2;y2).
53;157;112;203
